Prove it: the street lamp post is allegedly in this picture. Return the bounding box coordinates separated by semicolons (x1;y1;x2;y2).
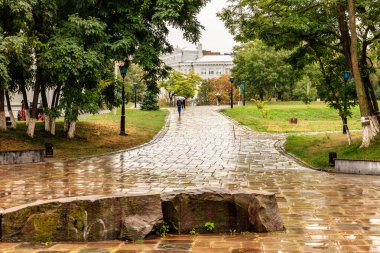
119;65;127;136
229;77;234;109
133;82;139;108
242;81;246;106
342;71;351;134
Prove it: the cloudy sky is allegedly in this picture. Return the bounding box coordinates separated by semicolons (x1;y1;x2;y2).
168;0;236;54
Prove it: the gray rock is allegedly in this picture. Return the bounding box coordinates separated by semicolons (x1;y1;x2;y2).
162;188;283;233
1;194;162;242
1;189;282;242
119;194;163;241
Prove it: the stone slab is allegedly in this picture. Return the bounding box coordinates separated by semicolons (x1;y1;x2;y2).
335;158;380;175
0;150;44;165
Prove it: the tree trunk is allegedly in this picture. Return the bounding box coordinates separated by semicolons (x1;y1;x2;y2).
44;115;51;132
67;121;76;139
54;85;61;107
342;116;347;134
27;68;41;138
21;83;30;126
40;81;50;132
50;118;56;135
259;91;264;101
64;118;69;133
0;87;6;131
347;0;380;147
5;91;17;129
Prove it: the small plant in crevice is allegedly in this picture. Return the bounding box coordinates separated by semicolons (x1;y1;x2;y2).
189;228;199;236
156;222;170;237
203;222;215;232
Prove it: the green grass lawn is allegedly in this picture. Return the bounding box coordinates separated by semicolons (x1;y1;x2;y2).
221;101;380;170
220;101;361;132
285;133;380;170
0;108;168;159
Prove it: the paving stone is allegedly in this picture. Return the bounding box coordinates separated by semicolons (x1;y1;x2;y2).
1;106;380;252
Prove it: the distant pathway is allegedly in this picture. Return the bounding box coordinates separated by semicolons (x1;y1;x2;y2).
1;106;380;252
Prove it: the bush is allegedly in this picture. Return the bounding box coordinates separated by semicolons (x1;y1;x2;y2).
140;91;159;111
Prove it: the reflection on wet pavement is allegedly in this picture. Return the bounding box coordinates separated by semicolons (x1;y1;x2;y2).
1;106;380;252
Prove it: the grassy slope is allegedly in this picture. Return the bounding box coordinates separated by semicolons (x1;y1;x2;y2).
0;109;168;159
221;101;380;170
221;101;361;132
285;133;380;170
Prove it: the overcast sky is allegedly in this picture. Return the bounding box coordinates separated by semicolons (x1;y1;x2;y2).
168;0;236;54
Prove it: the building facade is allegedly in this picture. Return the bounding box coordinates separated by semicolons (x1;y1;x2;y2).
160;44;234;79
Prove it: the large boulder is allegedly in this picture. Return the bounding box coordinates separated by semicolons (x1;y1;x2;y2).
1;194;163;242
0;189;282;242
119;194;163;240
161;188;283;233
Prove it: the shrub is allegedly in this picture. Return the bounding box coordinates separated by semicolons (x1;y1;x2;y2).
141;91;159;111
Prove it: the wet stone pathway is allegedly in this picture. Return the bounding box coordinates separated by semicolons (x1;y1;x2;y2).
1;106;380;252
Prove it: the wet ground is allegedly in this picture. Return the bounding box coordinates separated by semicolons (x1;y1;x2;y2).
1;106;380;252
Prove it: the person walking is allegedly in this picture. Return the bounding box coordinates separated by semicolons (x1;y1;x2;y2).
177;99;182;117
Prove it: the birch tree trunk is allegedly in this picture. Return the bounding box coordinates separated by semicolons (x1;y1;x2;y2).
44;115;51;132
67;121;76;139
27;69;41;138
41;82;50;132
0;87;6;131
347;0;380;147
50;118;56;135
5;91;17;129
64;119;69;132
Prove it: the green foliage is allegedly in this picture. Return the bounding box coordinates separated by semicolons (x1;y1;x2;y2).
156;222;170;237
203;222;215;232
160;71;201;103
189;228;199;236
196;79;212;105
293;75;318;105
1;0;208;136
140;91;159;111
232;40;294;101
252;99;265;110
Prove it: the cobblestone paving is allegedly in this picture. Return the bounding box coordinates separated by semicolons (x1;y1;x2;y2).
1;106;380;252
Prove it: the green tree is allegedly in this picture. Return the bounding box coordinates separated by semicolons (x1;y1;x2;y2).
232;41;293;101
160;71;201;104
41;14;109;138
197;79;212;105
219;0;380;147
0;41;10;131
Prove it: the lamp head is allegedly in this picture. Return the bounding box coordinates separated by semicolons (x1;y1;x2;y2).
119;65;127;78
343;71;351;82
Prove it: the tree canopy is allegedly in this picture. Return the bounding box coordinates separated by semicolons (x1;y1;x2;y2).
219;0;380;147
0;0;209;137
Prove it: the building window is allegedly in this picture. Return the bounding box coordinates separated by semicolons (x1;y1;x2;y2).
209;68;214;75
226;68;230;74
216;68;222;75
201;68;207;75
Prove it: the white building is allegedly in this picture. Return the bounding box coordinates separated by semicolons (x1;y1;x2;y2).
161;44;234;79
